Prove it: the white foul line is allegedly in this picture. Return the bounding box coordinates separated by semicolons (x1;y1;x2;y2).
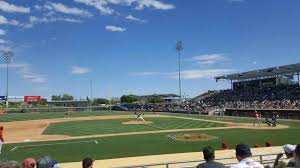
10;139;99;151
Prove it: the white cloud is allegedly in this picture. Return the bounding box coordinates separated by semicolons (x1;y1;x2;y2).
23;16;82;28
74;0;113;15
129;72;160;76
130;69;236;79
34;5;42;11
192;54;227;64
125;14;146;23
0;29;6;36
71;66;92;75
0;1;30;13
74;0;175;15
0;15;20;26
45;2;93;17
135;0;175;10
170;69;236;79
0;39;7;44
0;63;48;83
105;25;126;32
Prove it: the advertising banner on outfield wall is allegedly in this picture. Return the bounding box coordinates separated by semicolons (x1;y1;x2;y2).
0;96;7;101
24;96;41;102
8;96;24;102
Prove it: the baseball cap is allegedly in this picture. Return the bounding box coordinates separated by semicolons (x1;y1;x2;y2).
283;144;295;154
37;156;53;168
236;144;252;157
23;158;36;168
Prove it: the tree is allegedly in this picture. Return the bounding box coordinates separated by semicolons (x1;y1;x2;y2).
51;94;74;101
39;98;47;105
147;97;163;103
93;98;109;105
51;95;61;101
120;95;140;103
61;94;74;101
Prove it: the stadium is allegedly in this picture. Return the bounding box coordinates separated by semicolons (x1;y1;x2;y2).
1;1;300;168
0;62;299;168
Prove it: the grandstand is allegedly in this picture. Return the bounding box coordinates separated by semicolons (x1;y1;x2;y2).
192;63;300;118
215;63;300;90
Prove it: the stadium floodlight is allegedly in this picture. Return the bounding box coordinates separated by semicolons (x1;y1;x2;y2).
176;41;183;104
0;50;14;110
90;80;93;112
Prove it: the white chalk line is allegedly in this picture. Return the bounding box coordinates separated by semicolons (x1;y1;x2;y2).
10;139;99;151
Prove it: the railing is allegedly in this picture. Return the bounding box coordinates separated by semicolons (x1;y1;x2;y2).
114;153;279;168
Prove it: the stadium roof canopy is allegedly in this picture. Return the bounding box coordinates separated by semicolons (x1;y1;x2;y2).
215;63;300;81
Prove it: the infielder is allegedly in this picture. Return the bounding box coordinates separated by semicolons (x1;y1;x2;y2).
0;126;4;154
253;111;261;127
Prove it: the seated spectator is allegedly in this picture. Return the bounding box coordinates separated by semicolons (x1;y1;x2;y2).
0;160;21;168
82;157;94;168
294;144;300;168
22;158;36;168
196;146;225;168
231;144;264;168
37;156;53;168
274;144;295;167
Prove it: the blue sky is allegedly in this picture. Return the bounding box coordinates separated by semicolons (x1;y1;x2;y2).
0;0;300;99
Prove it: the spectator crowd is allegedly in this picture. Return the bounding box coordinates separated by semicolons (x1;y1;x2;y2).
123;85;300;114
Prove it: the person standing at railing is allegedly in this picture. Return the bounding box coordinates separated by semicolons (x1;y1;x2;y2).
231;144;264;168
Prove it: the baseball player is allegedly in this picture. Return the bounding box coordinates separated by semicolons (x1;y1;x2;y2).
253;111;261;127
136;113;145;122
0;126;4;155
64;113;69;119
271;113;279;127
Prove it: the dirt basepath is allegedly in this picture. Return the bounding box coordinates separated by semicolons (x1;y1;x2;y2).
1;114;289;144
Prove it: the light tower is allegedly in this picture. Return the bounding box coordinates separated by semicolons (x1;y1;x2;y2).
1;50;14;110
176;41;183;103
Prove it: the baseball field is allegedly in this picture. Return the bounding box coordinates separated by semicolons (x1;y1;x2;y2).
0;111;299;166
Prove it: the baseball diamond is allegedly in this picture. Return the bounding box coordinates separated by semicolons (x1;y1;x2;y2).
0;110;298;165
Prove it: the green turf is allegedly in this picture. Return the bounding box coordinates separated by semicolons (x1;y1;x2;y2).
2;126;300;163
0;111;134;122
43;117;224;136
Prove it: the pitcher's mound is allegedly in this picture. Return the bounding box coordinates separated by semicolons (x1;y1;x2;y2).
122;121;153;125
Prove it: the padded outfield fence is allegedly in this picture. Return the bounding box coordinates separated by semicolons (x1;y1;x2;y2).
1;106;107;113
115;153;279;168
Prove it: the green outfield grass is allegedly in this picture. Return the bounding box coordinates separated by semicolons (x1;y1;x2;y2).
1;111;300;164
2;126;300;163
43;117;224;136
0;111;133;122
